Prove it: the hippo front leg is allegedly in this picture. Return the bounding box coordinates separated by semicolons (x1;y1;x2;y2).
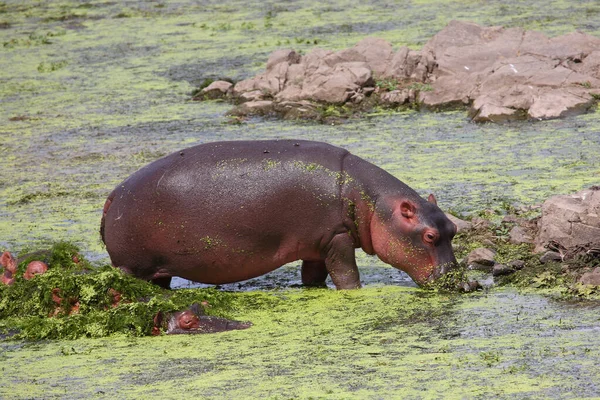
324;233;361;289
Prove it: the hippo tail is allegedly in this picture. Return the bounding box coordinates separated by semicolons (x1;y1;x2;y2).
100;192;115;245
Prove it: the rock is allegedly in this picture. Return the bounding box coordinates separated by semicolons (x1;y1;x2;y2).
471;103;520;123
492;264;515;277
380;89;409;105
266;49;301;70
445;213;472;233
509;225;534;245
471;217;491;230
230;100;274;116
199;80;232;99
232;78;259;96
508;260;526;270
300;62;371;103
351;37;393;77
539;251;562;264
535;188;600;252
419;74;473;109
579;267;600;286
422;20;600;122
527;89;595;120
383;46;410;79
466;248;496;268
211;21;600;121
239;90;264;102
277;100;319;119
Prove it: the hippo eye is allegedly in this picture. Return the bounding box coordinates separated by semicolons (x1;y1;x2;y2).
424;231;437;244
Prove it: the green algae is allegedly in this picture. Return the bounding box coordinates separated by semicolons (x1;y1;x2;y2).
2;286;600;398
0;242;247;340
2;1;600;397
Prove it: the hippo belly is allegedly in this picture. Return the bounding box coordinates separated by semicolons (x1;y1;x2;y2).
101;140;348;286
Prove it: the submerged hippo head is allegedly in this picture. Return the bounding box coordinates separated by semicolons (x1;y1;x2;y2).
23;261;48;280
370;194;458;285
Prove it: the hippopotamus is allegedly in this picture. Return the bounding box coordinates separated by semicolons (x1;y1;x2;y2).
152;303;252;335
101;140;458;289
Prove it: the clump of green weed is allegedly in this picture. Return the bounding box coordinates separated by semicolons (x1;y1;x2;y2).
0;242;240;340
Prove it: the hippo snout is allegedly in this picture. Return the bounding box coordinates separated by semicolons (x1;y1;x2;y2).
429;261;454;282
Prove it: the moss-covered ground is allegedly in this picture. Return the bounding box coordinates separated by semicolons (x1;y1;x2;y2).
2;0;600;398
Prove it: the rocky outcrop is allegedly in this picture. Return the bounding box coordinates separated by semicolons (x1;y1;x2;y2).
201;21;600;122
535;187;600;253
423;21;600;121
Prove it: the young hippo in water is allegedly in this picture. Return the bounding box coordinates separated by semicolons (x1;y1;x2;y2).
101;140;460;290
152;303;252;335
1;251;49;285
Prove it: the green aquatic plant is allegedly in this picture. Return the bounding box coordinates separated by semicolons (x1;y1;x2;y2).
0;242;240;340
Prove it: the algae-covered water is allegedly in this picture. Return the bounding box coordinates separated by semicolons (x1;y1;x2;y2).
1;0;600;398
3;287;600;398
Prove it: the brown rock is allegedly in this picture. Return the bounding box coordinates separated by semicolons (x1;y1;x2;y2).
535;188;600;252
466;248;496;267
231;100;274;116
508;260;526;270
579;267;600;286
200;80;233;99
233;79;259;96
509;226;534;245
471;103;520;123
300;62;371;103
239;90;264;102
471;217;491;230
383;46;410;79
492;264;515;277
266;49;301;70
380;89;409;105
420;74;474;108
445;213;472;233
351;37;393;77
539;251;562;263
528;88;594;120
223;21;600;121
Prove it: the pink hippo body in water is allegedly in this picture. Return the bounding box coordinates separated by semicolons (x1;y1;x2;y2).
101;140;458;289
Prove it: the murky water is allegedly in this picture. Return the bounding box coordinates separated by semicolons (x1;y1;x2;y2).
1;1;600;398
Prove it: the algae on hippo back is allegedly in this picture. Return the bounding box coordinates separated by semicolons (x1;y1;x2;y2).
101;140;464;290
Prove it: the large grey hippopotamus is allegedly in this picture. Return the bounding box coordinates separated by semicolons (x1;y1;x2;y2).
101;140;458;289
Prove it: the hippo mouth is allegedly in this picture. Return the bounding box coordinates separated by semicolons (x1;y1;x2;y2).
426;261;455;283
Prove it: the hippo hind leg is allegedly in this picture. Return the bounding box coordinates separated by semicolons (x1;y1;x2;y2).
301;260;328;287
113;258;172;289
151;276;172;289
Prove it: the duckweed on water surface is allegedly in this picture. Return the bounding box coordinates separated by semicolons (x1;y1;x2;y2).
2;0;600;257
2;0;600;398
2;283;600;398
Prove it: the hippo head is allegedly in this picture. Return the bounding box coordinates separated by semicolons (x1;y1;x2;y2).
23;261;48;280
370;194;458;286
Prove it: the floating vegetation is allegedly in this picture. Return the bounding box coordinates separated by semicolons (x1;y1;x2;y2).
0;242;241;340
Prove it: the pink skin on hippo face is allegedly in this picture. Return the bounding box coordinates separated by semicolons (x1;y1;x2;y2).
1;251;17;286
101;140;460;290
370;195;457;285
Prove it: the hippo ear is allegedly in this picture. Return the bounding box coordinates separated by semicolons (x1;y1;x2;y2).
427;193;437;205
399;201;416;218
1;252;17;273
